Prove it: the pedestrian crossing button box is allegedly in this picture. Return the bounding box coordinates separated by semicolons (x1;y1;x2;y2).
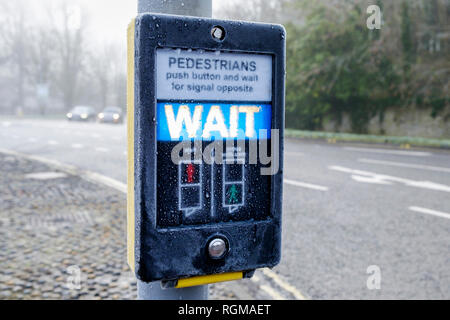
127;13;285;285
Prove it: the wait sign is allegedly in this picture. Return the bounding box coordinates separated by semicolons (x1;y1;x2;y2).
127;13;285;286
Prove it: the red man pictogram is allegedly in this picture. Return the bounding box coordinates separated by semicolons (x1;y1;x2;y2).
186;163;195;183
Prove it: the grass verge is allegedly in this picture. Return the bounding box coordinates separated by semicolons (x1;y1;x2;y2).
285;129;450;149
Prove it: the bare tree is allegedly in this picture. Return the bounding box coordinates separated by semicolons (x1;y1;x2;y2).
108;46;127;110
88;42;118;110
0;0;29;113
214;0;289;23
28;24;56;115
48;2;88;111
0;0;128;115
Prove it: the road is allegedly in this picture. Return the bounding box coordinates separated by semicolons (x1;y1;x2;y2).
1;118;449;299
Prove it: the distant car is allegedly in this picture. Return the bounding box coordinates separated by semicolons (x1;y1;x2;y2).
97;107;124;124
66;106;96;122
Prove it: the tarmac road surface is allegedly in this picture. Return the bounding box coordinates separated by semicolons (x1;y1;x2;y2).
1;118;449;299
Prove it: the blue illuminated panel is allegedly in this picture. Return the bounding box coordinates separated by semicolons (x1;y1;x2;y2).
157;103;272;141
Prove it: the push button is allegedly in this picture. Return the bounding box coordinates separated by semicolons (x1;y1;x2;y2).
208;237;228;260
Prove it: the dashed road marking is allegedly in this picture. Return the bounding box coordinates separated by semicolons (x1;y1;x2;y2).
409;206;450;220
351;174;392;185
284;179;329;191
95;147;110;153
358;158;450;174
343;147;431;157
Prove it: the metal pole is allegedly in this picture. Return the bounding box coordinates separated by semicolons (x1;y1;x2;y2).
138;0;212;17
136;0;212;300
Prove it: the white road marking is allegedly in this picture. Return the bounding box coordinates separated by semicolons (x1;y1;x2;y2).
358;158;450;174
409;206;450;220
90;133;101;139
12;135;19;139
330;165;450;193
47;140;59;146
28;138;38;143
284;179;329;191
351;175;392;185
71;144;84;149
343;147;431;157
2;121;11;127
95;147;110;153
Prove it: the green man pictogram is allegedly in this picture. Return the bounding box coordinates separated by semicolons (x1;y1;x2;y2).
228;185;239;204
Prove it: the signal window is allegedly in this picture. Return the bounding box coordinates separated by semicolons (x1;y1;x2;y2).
222;155;245;213
179;160;203;217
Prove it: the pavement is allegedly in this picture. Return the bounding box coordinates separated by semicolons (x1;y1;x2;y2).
0;118;449;299
0;152;136;299
0;151;239;300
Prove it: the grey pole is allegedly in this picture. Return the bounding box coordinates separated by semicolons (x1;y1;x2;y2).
136;0;212;300
138;0;212;17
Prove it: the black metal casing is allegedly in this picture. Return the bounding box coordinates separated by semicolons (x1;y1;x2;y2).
132;13;285;282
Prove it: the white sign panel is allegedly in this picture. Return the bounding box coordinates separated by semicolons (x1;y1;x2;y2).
156;49;272;102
